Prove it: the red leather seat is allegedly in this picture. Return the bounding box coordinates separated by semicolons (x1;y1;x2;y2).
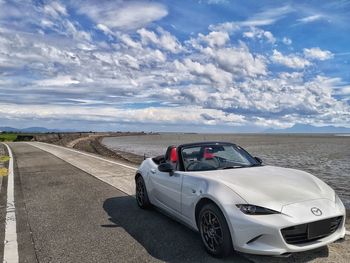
165;145;177;164
203;147;214;159
170;147;177;163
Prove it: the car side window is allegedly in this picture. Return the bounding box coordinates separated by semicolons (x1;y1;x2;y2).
182;147;201;168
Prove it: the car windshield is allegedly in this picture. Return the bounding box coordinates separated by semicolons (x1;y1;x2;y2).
181;144;260;172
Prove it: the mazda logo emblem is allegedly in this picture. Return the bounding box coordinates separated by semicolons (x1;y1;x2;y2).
311;207;322;216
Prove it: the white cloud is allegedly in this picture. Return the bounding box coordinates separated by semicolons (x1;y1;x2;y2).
44;1;68;18
282;37;292;45
251;5;293;23
36;75;79;86
63;20;92;42
206;0;228;4
137;28;158;43
210;5;293;32
137;28;183;53
297;14;323;24
175;58;232;86
198;31;230;47
263;31;275;44
120;54;140;69
204;44;267;77
0;103;245;126
209;22;241;32
243;27;276;44
96;24;113;35
182;41;267;83
0;1;348;130
303;47;334;60
78;1;168;30
41;19;55;28
271;50;311;69
334;86;350;96
146;49;167;63
119;33;142;49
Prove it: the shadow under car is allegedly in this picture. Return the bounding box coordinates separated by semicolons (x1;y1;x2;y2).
102;196;329;263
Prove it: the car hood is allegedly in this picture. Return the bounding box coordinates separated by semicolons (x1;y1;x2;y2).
199;165;335;212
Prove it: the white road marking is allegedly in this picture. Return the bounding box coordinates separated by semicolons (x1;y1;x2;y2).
3;143;19;263
33;141;137;171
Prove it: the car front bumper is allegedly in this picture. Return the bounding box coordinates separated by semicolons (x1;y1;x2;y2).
226;198;346;255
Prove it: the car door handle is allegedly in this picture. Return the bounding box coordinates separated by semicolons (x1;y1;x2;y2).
150;169;156;174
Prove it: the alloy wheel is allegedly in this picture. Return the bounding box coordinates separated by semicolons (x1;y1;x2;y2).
200;210;223;253
136;179;145;206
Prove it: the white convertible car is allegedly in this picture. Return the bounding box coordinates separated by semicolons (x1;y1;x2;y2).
135;142;346;257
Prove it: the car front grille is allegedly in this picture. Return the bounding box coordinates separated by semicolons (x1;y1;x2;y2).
281;216;343;245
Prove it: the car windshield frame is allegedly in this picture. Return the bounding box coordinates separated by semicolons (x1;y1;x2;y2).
177;142;261;172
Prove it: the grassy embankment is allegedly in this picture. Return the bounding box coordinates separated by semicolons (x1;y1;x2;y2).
0;135;12;176
0;149;9;177
0;133;17;142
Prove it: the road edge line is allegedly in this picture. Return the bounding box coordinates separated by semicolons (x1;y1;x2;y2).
3;143;19;263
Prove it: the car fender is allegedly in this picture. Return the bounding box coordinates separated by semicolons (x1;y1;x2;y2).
198;186;248;248
136;158;157;189
182;173;246;237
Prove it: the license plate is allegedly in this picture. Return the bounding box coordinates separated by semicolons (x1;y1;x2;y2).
308;220;330;239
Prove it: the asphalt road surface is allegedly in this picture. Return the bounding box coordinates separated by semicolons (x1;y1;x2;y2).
0;142;348;263
1;143;251;263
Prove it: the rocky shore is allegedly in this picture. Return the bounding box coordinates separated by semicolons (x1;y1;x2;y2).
73;135;144;164
34;132;146;164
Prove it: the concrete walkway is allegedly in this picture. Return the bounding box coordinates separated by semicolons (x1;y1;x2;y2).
27;141;138;196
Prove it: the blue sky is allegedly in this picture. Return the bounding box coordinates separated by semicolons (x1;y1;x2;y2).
0;0;349;132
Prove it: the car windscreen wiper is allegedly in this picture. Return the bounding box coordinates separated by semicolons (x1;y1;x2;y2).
249;163;262;167
222;165;245;169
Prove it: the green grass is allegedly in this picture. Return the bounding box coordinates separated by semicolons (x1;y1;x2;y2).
0;167;8;176
0;133;17;142
0;156;10;162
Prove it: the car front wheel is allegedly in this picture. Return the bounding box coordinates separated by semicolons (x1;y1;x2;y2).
198;203;232;257
136;176;151;209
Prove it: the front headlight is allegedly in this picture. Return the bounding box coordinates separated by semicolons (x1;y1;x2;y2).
236;204;280;215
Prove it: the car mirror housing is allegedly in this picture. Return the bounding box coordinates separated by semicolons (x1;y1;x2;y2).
158;163;174;175
254;157;263;164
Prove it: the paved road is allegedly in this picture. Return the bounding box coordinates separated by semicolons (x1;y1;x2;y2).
0;142;349;263
1;143;251;263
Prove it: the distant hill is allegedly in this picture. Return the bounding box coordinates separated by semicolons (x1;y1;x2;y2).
265;123;350;133
1;124;350;134
0;126;76;133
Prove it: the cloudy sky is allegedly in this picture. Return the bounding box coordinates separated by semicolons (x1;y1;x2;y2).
0;0;350;132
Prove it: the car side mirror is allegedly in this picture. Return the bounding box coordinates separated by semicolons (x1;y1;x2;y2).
254;157;262;164
158;163;174;175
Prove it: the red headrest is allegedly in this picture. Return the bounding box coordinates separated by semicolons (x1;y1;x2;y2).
170;147;177;162
203;147;214;159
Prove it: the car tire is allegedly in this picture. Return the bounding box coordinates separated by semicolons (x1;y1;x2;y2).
136;176;151;209
198;203;232;258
